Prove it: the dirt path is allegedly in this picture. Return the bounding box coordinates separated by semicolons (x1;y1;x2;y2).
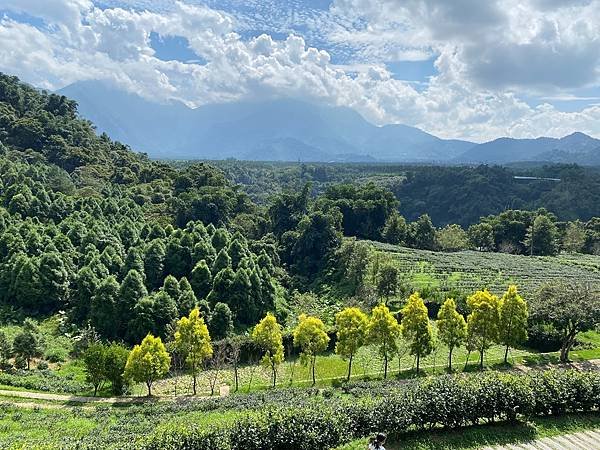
484;429;600;449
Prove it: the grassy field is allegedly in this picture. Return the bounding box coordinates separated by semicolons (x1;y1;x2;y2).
372;242;600;299
338;413;600;450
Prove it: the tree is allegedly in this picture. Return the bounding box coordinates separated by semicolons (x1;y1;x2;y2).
174;308;213;395
532;282;600;362
118;269;148;335
144;239;165;290
335;307;369;381
12;319;44;370
177;277;197;316
408;214;436;250
368;304;401;379
162;275;180;301
252;313;284;388
104;343;129;395
293;314;330;386
83;343;106;396
498;285;528;364
90;276;119;340
376;264;399;303
466;290;500;369
209;302;234;340
468;223;495;251
124;334;170;396
0;330;12;366
436;224;469;252
190;260;212;300
562;221;586;253
437;298;467;371
524;214;559;256
382;211;407;245
400;292;434;373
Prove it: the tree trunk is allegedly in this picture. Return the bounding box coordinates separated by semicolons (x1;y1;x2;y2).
464;349;471;371
312;355;316;386
560;329;578;362
272;362;277;388
416;353;420;374
192;374;197;396
479;348;484;370
26;358;30;370
234;364;239;392
94;384;98;397
448;346;453;371
504;344;510;364
384;353;388;379
347;353;353;382
146;381;152;397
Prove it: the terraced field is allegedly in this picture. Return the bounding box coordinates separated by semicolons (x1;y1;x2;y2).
372;242;600;297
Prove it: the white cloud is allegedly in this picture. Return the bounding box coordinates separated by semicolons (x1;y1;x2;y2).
1;0;600;142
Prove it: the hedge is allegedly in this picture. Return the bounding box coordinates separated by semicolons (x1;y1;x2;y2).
143;369;600;450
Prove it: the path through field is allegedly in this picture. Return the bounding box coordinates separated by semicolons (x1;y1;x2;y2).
485;429;600;449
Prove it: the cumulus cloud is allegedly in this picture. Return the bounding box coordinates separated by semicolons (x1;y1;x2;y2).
1;0;600;142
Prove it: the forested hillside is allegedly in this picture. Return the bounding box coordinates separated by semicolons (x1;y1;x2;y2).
210;161;600;226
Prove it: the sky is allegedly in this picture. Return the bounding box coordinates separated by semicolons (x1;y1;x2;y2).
1;0;600;142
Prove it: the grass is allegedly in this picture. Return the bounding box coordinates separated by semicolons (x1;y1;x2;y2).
145;327;538;396
337;413;600;450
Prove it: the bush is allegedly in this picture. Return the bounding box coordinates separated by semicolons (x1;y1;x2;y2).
142;369;600;450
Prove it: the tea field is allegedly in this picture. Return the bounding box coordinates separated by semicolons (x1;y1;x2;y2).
372;242;600;298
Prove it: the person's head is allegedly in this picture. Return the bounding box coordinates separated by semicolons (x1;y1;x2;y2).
373;432;387;448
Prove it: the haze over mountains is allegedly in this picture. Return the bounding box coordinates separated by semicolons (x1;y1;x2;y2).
59;81;600;165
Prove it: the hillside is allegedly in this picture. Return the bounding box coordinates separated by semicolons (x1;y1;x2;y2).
372;240;600;299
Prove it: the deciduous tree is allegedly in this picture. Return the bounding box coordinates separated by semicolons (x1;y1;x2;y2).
252;313;284;388
293;314;330;386
401;292;434;373
124;334;170;396
368;304;401;379
335;307;369;381
437;298;467;371
499;285;528;364
466;290;500;369
174;308;213;395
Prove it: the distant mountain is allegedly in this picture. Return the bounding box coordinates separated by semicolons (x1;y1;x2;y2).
455;132;600;164
58;81;474;162
58;81;600;164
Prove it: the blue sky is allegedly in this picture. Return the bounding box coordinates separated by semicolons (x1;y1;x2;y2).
1;0;600;141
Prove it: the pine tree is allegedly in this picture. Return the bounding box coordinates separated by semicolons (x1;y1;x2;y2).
190;260;212;300
175;308;213;395
90;276;119;340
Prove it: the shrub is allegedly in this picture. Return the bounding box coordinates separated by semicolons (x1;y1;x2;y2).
142;369;600;450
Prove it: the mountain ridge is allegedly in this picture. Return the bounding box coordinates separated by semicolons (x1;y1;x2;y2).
59;80;600;164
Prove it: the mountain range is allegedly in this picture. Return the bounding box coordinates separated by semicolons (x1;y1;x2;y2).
58;81;600;164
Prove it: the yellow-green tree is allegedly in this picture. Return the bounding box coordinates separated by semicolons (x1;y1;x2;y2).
499;285;528;364
437;298;467;371
175;308;213;395
124;334;170;396
335;307;369;381
466;289;500;369
368;304;401;379
294;314;330;386
400;292;434;373
252;313;284;387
